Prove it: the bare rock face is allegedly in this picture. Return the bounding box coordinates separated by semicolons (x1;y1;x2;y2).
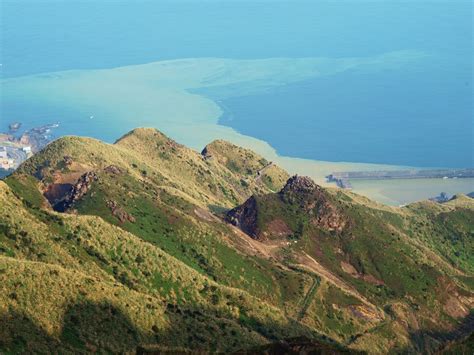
69;171;98;202
200;146;213;160
226;196;259;238
53;171;98;212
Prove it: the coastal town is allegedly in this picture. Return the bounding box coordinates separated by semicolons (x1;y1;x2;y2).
0;122;59;176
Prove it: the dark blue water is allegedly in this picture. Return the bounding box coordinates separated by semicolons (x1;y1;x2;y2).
1;1;472;168
217;56;473;167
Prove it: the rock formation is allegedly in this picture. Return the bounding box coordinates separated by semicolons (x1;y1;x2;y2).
53;171;98;212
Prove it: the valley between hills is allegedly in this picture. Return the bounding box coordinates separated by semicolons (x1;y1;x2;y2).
0;128;473;354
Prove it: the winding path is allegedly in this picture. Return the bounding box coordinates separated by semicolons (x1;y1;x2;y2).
297;275;320;321
254;162;274;184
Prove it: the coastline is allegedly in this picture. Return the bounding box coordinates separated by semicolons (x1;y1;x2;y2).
1;56;472;205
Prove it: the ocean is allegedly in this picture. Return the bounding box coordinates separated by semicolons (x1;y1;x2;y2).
1;0;473;203
215;54;472;168
2;1;471;166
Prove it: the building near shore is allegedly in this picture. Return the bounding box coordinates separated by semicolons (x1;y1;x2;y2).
0;147;18;169
0;148;14;169
1;159;14;170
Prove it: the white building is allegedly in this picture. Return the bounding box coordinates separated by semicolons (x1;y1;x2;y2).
1;158;14;170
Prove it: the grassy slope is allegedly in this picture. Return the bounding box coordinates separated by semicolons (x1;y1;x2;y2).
228;181;474;352
0;181;326;353
5;129;302;305
202;139;289;192
0;131;333;352
1;128;472;353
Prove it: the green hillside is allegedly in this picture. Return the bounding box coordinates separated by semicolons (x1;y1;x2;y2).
1;128;472;353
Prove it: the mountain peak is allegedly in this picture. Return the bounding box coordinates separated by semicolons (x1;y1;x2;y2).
278;175;330;212
115;127;173;146
280;175;318;195
2;129;474;353
227;175;348;241
202;139;289;191
201;139;269;173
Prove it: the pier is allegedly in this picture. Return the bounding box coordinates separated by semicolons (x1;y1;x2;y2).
326;168;474;189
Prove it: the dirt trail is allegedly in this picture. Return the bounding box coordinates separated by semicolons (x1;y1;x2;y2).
194;208;219;222
254;162;274;184
228;224;279;259
296;252;384;321
297;275;320;321
225;216;385;322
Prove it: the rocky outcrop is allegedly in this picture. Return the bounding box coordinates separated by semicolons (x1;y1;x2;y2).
200;145;213;160
280;176;348;232
226;176;348;241
63;155;73;167
52;171;98;212
226;196;259;238
106;200;135;223
279;175;317;197
104;165;123;175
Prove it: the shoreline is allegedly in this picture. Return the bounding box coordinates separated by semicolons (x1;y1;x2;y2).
2;56;472;205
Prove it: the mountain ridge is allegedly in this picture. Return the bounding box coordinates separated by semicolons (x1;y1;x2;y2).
1;128;473;353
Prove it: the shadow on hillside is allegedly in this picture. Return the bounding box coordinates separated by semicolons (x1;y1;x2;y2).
0;302;143;353
1;298;344;353
404;311;474;353
232;336;363;355
60;302;141;353
0;301;229;353
0;309;60;353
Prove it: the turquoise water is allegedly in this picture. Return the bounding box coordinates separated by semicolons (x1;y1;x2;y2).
1;1;472;169
5;1;469;78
